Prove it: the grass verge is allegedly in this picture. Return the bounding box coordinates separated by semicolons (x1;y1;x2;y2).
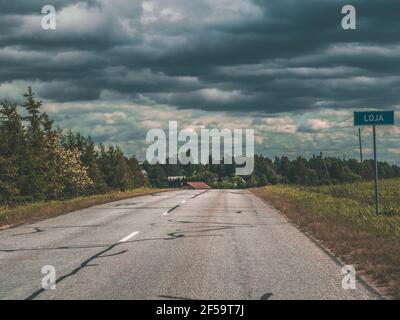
0;188;170;230
251;179;400;299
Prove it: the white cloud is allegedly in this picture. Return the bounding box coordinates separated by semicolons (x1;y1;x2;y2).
307;119;330;131
57;3;106;34
198;88;245;103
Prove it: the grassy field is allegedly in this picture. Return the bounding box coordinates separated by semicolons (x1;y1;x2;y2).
0;188;169;229
251;178;400;299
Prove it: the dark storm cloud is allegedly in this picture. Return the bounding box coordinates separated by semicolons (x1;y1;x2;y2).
0;0;400;113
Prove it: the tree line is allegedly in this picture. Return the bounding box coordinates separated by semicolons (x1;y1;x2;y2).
143;154;400;189
0;88;148;205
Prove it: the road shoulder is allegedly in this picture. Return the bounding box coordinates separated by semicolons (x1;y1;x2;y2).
0;188;170;231
249;187;387;300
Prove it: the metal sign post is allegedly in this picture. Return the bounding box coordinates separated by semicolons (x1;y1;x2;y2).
354;111;395;215
372;125;379;215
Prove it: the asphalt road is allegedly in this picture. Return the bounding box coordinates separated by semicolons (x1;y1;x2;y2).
0;189;380;300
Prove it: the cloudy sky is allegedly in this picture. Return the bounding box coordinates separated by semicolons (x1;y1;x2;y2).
1;0;400;162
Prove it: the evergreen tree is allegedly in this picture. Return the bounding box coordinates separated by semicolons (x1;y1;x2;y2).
20;87;48;200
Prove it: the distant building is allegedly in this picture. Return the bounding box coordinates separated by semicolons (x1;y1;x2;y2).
167;176;186;188
167;176;186;181
185;182;211;189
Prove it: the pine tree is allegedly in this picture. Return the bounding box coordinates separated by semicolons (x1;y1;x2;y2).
0;101;24;204
128;156;147;188
98;145;134;191
20;88;47;200
81;136;107;192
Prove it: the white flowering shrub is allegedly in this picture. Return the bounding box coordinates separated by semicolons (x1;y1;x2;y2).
55;146;94;196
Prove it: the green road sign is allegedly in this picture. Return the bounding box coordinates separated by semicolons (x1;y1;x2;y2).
354;111;395;126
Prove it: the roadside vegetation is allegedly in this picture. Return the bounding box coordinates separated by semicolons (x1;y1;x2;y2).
251;178;400;299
